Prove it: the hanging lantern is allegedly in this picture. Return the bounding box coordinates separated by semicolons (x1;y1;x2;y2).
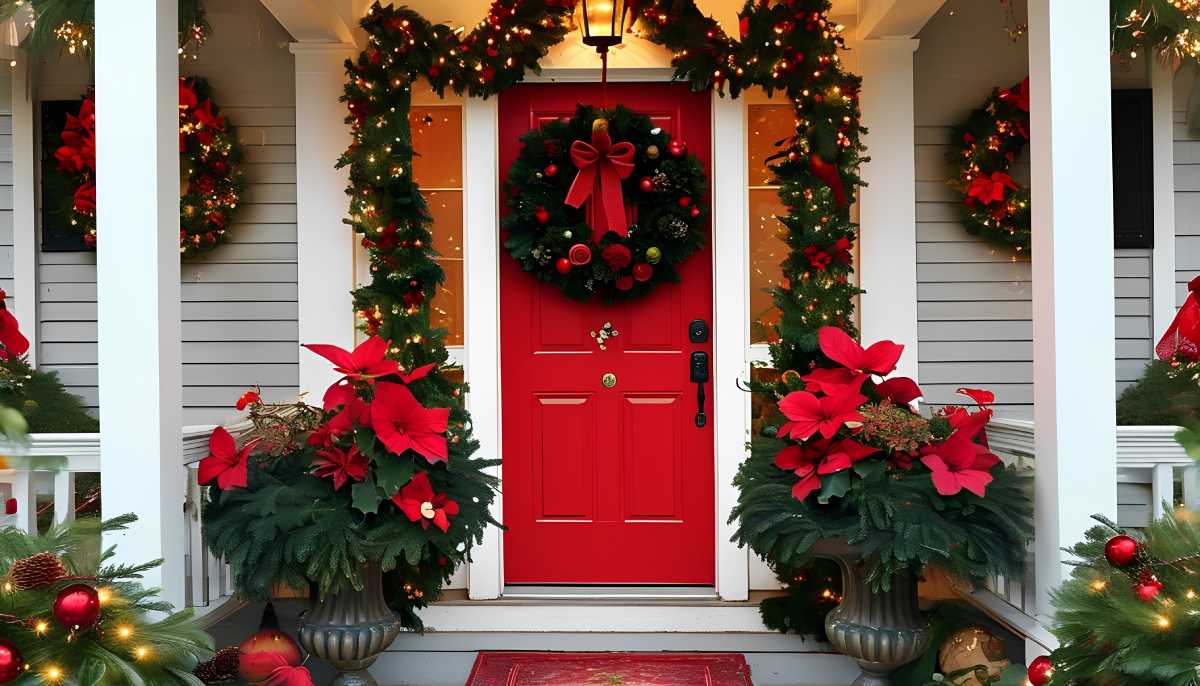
579;0;630;55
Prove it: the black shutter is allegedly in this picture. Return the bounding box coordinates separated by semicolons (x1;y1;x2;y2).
40;100;89;252
1111;89;1154;249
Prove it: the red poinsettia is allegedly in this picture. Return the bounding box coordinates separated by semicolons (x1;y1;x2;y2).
392;471;459;533
801;367;861;395
775;437;879;501
319;380;370;436
235;389;261;411
818;326;903;377
396;362;435;385
265;666;315;686
192;99;226;146
73;181;96;214
312;445;368;490
370;382;450;463
0;290;29;360
303;336;400;382
601;243;632;271
198;426;257;490
919;412;1000;497
998;77;1031;113
967;172;1018;206
778;385;866;441
875;377;923;405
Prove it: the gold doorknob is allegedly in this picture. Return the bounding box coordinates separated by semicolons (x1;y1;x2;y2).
601;372;617;388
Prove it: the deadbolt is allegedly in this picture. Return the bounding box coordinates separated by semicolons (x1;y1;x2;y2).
601;372;617;388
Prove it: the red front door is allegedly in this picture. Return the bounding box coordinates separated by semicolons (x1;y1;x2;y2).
499;83;715;585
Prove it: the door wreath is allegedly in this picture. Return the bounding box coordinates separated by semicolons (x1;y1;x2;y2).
951;77;1031;252
501;104;708;301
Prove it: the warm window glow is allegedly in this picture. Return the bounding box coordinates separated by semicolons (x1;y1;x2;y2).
410;107;464;347
747;104;796;344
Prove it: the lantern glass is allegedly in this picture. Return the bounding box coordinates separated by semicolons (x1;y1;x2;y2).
580;0;628;50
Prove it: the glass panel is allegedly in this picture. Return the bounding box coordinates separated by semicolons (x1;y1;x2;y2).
425;190;464;346
410;107;463;187
747;105;795;186
749;189;787;344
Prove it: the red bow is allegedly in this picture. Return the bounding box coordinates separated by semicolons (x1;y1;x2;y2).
564;123;636;237
998;78;1031;113
1157;275;1200;362
967;172;1017;206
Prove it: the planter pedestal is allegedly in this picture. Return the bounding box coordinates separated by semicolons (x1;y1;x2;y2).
298;564;403;686
814;541;930;686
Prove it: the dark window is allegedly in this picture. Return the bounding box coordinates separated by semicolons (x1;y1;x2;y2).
40;99;89;251
1112;89;1154;249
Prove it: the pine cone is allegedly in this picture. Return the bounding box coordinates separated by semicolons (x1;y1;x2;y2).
9;552;66;590
193;646;240;684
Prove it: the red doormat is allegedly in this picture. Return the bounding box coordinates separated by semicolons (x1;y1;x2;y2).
466;652;753;686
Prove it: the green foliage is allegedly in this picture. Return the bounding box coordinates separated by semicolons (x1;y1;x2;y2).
1044;512;1200;686
0;357;97;433
757;558;841;640
0;515;212;685
0;0;209;55
501;104;708;301
1117;360;1200;426
732;434;1033;591
1111;0;1200;65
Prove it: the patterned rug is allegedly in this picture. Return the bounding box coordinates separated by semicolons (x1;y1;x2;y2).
466;652;753;686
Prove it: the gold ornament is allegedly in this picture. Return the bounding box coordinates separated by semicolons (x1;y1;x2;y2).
646;144;660;159
937;626;1011;686
645;246;662;264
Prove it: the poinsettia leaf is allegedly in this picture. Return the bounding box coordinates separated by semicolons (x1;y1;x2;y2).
816;470;851;504
351;474;384;515
354;427;377;458
375;456;417;495
852;460;885;481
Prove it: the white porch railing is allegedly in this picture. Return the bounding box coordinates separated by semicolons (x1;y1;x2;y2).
0;426;243;626
961;419;1200;658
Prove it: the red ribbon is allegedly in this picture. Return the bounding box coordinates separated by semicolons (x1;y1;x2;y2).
966;172;1018;206
564;126;635;237
1157;276;1200;362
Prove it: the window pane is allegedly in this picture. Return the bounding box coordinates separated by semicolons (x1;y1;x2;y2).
425;190;464;347
410;107;463;187
748;105;795;185
749;189;787;343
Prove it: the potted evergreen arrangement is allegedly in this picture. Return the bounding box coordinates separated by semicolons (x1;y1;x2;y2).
735;326;1033;684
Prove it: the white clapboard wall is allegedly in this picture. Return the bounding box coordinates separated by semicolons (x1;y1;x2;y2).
34;0;298;425
0;69;11;314
1176;65;1200;313
914;1;1154;420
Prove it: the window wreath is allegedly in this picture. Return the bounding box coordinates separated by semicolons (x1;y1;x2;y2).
501;104;708;301
52;77;246;256
951;77;1031;252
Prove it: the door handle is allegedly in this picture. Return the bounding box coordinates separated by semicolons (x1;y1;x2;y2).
690;351;709;428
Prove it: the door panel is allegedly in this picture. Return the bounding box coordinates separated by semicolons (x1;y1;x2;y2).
499;83;714;584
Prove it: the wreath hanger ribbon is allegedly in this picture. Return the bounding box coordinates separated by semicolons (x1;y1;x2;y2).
565;119;635;238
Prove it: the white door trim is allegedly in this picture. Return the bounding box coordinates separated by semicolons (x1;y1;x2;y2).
462;87;752;602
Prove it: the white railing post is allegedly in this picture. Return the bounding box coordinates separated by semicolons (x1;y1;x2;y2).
52;471;75;525
857;38;920;383
8;472;34;534
94;0;185;609
1027;0;1118;618
1151;463;1174;519
290;43;359;399
10;50;37;363
1184;465;1200;511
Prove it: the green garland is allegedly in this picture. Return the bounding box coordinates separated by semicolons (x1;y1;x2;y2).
1112;0;1200;65
952;79;1032;252
0;0;209;56
501;105;708;301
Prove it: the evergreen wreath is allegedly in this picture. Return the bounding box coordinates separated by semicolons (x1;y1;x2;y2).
52;77;246;256
502;104;708;301
951;78;1032;252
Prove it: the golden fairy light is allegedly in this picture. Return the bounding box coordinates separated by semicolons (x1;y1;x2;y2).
53;20;90;54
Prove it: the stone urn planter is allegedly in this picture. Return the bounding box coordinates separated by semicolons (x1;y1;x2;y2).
812;540;930;686
298;563;403;686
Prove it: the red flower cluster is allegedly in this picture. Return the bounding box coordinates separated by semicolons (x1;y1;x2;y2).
200;336;460;532
802;237;852;272
0;290;29;361
774;327;1001;502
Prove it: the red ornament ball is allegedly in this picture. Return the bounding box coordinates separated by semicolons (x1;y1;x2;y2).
544;163;559;178
632;262;653;282
639;176;654;193
1133;574;1164;603
678;196;692;208
667;139;687;157
615;275;634;291
568;243;592;266
0;640;21;684
534;207;550;224
1027;655;1053;686
689;206;702;218
1104;534;1138;567
53;583;101;631
238;611;302;683
555;258;571;274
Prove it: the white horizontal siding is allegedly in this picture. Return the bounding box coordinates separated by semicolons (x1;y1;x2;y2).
34;0;299;424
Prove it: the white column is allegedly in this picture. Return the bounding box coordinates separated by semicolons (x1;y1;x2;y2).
463;96;503;600
95;0;184;608
711;93;750;601
291;43;358;398
1028;0;1118;618
857;39;920;380
1151;61;1177;337
10;53;36;363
